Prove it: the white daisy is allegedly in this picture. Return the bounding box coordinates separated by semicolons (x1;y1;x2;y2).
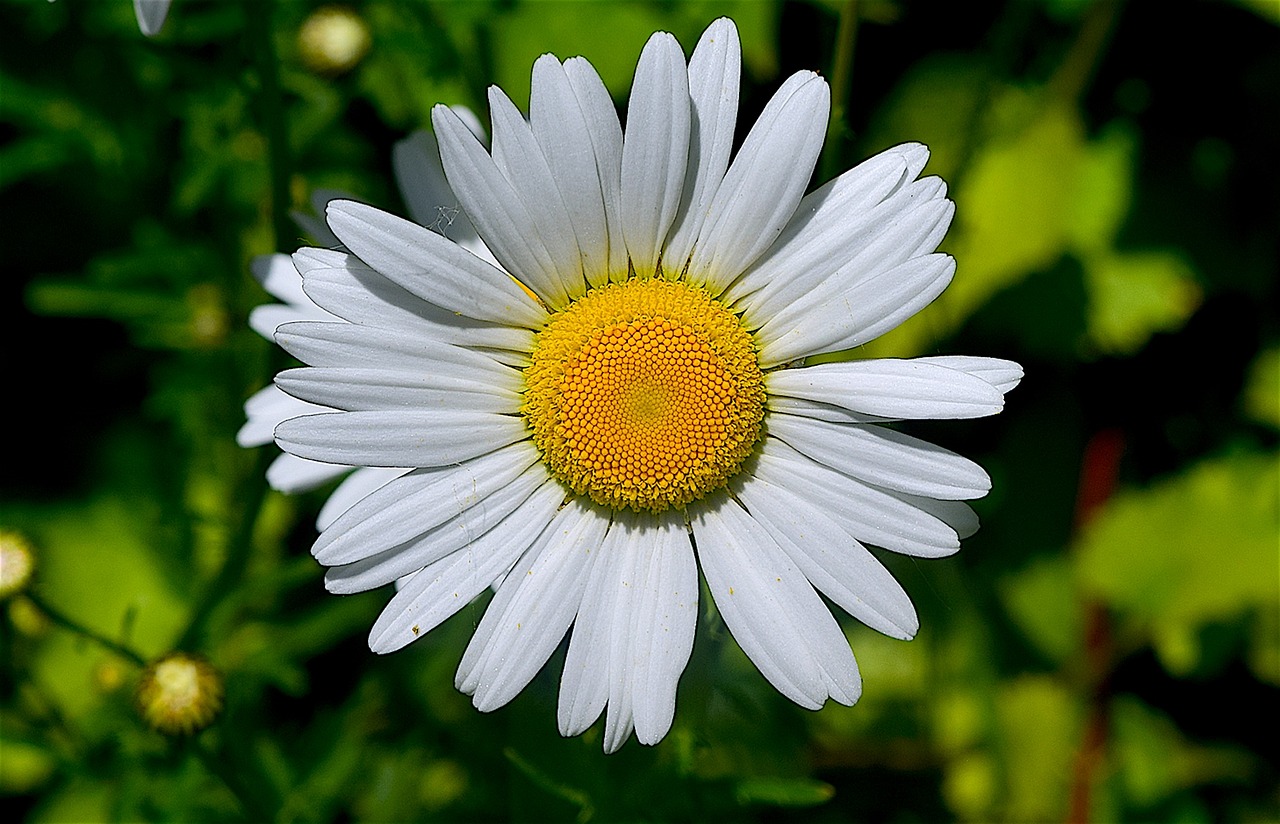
268;18;1022;752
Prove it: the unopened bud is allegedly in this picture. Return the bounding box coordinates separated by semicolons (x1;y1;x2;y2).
0;530;35;599
136;653;225;735
298;6;371;75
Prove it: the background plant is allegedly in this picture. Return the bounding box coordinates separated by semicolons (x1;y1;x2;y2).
2;1;1277;821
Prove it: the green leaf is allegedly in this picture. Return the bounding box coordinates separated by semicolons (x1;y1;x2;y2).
862;89;1096;358
1083;250;1201;355
14;496;189;718
1065;125;1136;255
1242;346;1280;429
735;776;835;808
940;97;1088;330
996;675;1083;822
1234;0;1280;24
1074;453;1280;675
504;746;595;824
999;554;1083;663
29;778;113;824
0;734;56;793
1111;696;1255;807
487;2;778;104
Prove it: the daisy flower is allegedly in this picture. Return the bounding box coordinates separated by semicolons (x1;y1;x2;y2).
266;18;1022;752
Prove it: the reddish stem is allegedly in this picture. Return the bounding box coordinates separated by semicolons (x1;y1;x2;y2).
1066;428;1125;824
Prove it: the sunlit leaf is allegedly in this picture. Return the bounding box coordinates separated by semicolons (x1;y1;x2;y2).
488;1;778;103
29;778;113;824
1242;346;1280;429
996;675;1082;822
735;776;836;807
999;554;1082;663
1074;453;1280;675
1111;696;1255;807
942;752;999;822
14;496;188;718
0;733;56;793
1083;250;1201;355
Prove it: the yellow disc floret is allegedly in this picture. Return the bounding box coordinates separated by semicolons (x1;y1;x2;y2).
524;278;765;512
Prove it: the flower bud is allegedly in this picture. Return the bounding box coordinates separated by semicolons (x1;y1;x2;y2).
136;653;225;735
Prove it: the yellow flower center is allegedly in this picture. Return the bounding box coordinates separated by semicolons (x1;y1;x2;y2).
524;278;765;512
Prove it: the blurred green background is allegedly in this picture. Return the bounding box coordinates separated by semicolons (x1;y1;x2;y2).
2;0;1277;821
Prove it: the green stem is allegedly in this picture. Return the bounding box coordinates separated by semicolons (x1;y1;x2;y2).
1048;0;1122;106
247;0;293;253
180;0;289;650
25;593;148;667
819;0;860;185
176;448;272;651
189;737;276;822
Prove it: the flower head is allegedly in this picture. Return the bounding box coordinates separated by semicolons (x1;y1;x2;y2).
263;18;1021;752
136;653;224;735
298;6;372;76
0;530;35;600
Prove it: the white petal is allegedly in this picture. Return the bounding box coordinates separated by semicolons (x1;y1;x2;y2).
735;475;918;640
601;528;640;754
366;477;566;653
275;321;522;384
391;128;475;236
487;86;588;299
296;188;352;248
317;467;408;532
133;0;169;36
914;356;1024;395
768;413;991;500
239;385;322;448
557;517;629;739
748;180;951;328
530;56;611;285
293;248;533;352
626;512;697;747
766;395;885;425
691;72;830;291
721;146;912;307
892;492;980;540
458;501;609;711
275;366;521;414
275;409;529;474
661;18;740;273
311;442;539;564
252;254;311;306
766;359;1005;420
757;438;960;557
561;509;696;752
563;57;629;281
324;464;552;592
619;32;690;276
433;104;571;309
265;452;350;494
736;175;950;326
757;253;955;367
325;200;547;329
249;303;334;341
693;493;861;709
897;142;932;179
